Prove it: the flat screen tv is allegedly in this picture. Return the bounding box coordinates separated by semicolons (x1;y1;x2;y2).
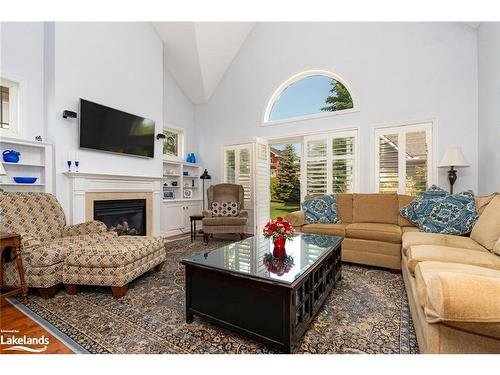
79;99;155;158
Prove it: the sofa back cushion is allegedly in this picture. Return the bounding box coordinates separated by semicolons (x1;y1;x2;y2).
0;192;66;244
398;195;416;227
475;193;498;216
353;193;399;224
471;195;500;251
335;194;353;223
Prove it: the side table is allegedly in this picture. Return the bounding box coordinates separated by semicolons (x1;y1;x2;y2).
0;232;28;304
190;214;204;242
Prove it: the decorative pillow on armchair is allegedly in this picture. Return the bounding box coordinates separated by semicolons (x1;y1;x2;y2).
400;185;449;225
211;202;240;217
302;195;341;224
414;191;478;235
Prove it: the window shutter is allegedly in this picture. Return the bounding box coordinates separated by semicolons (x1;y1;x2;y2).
239;148;252;202
224;149;236;183
332;136;356;193
405;131;428;196
375;123;432;195
305;139;327;195
378;134;399;193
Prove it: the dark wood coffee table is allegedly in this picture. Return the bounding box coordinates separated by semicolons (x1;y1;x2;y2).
181;233;342;353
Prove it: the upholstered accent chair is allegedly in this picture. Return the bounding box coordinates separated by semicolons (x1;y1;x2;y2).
202;184;248;243
0;192;166;298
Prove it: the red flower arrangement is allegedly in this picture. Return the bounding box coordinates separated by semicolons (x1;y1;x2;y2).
262;217;295;241
263;217;295;257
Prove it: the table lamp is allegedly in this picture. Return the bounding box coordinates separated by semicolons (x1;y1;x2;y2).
200;169;212;211
438;147;469;194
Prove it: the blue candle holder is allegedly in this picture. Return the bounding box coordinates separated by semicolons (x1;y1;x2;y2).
67;160;72;172
75;160;80;173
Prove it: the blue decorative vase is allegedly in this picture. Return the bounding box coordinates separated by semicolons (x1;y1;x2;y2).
3;150;20;163
190;153;196;164
186;154;193;163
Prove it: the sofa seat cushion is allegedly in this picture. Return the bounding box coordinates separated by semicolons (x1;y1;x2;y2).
345;223;402;243
301;223;347;236
64;235;166;268
407;245;500;275
402;226;419;234
422;271;500;338
402;232;486;255
202;216;248;227
414;261;500;309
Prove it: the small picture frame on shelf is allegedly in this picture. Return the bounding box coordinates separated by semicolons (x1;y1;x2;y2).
183;189;193;199
163;190;175;199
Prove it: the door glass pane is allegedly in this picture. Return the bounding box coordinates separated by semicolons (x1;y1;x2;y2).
405;131;428;196
378;134;399;193
225;150;235;183
332;137;355;193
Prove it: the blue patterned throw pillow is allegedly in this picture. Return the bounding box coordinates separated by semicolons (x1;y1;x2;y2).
400;185;449;225
414;191;478;235
302;195;341;224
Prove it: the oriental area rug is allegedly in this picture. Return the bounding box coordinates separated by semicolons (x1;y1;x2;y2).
15;237;418;354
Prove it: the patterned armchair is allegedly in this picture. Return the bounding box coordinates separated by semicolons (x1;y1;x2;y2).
202;184;248;243
0;192;166;298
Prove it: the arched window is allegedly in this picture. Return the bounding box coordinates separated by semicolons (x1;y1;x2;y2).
264;71;355;123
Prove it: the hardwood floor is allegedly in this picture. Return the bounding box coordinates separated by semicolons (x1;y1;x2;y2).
0;299;75;354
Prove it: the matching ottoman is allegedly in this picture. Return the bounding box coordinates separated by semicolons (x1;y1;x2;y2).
63;235;166;298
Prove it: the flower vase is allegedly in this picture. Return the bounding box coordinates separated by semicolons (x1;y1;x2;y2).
273;235;287;258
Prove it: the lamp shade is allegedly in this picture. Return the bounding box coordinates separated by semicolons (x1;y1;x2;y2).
200;169;211;180
0;163;6;176
438;147;470;168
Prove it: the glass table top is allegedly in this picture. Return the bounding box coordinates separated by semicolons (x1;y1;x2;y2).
182;234;342;285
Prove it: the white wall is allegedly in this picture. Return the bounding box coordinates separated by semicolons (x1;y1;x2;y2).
0;22;45;140
52;22;164;216
195;22;479;193
478;23;500;194
164;66;198;156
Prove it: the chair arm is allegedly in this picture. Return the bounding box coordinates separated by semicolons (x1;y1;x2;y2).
202;210;212;218
425;272;500;325
285;210;305;229
238;209;249;218
63;220;108;237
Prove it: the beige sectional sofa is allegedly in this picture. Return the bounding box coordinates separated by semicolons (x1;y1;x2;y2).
286;192;500;353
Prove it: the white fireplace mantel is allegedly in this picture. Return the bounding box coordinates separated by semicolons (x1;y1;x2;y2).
64;172;162;235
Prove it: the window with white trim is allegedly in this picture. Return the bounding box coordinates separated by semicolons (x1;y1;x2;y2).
303;130;358;196
374;123;433;195
0;78;20;135
223;144;253;205
265;71;355;123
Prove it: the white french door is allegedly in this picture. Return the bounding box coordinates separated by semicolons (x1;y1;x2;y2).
253;137;270;234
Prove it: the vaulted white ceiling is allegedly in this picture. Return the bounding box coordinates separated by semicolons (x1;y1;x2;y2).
153;22;255;104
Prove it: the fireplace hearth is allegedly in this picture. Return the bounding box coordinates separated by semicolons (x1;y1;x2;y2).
94;199;146;236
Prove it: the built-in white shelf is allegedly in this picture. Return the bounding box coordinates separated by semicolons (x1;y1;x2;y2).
3;161;46;167
0;136;53;193
1;182;45;186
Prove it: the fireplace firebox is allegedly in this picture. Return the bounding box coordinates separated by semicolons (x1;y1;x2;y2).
93;199;146;236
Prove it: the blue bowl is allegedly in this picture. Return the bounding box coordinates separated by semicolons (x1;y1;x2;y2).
13;177;38;184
